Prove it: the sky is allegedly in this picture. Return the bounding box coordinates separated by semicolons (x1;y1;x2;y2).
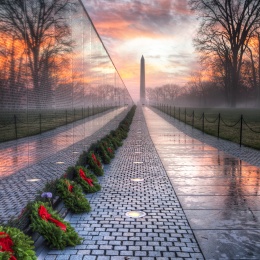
82;0;200;101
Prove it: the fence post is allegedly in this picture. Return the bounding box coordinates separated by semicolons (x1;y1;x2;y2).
179;107;180;120
217;113;220;139
240;115;243;147
174;106;175;118
14;115;18;139
170;106;172;117
39;113;42;134
192;110;194;128
202;112;204;133
82;107;84;118
65;110;68;125
184;108;186;124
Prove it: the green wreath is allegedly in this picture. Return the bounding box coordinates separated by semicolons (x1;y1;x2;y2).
105;135;120;150
30;202;81;249
75;166;101;193
96;142;111;164
114;128;127;140
0;226;37;260
86;151;104;176
108;132;123;147
101;140;115;159
56;179;91;213
110;129;124;143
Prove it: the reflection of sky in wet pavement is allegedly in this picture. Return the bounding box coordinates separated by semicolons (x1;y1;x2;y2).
0;109;124;178
144;107;260;259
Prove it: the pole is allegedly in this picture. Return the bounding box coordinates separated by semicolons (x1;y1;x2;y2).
217;113;220;139
39;113;42;134
192;110;194;128
14;115;18;139
202;112;204;133
240;115;243;147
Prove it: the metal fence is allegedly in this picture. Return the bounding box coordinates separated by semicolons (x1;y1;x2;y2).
155;104;260;149
0;106;117;142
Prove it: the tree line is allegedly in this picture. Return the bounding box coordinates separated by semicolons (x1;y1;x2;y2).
0;0;74;109
190;0;260;107
148;1;260;108
0;0;128;110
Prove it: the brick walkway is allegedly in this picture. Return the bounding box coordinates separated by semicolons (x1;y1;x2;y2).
151;107;260;168
39;106;204;259
0;108;129;224
144;107;260;259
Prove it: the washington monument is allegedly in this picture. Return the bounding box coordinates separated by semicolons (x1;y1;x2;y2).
140;55;145;103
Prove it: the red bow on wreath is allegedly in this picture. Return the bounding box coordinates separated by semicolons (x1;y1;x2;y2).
38;205;67;231
68;184;73;192
107;147;113;153
65;180;73;192
91;153;101;167
0;232;17;260
79;169;94;186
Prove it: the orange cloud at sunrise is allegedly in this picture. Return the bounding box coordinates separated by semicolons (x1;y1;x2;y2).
82;0;200;101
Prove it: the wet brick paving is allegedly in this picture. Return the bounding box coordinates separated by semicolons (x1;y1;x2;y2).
151;107;260;168
144;107;260;259
0;108;129;223
40;106;204;259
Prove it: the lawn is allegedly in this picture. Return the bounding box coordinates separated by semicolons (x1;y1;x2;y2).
159;105;260;150
0;106;112;143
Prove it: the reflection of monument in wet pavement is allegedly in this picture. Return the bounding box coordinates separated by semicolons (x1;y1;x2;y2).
140;55;146;104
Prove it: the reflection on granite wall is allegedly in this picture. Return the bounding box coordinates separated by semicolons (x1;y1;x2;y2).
0;0;132;143
0;0;131;111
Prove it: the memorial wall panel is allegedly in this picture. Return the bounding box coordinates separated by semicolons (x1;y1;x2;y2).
0;0;132;143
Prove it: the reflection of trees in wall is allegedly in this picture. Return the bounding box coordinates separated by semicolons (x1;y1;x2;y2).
88;85;125;106
0;35;27;109
0;0;75;108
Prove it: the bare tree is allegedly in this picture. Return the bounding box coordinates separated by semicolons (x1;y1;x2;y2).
189;0;260;107
0;0;75;107
245;32;260;106
161;84;181;103
146;84;182;105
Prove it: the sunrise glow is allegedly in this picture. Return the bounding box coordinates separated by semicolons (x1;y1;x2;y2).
82;0;200;101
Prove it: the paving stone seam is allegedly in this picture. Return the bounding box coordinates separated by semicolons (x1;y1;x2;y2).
41;106;204;259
